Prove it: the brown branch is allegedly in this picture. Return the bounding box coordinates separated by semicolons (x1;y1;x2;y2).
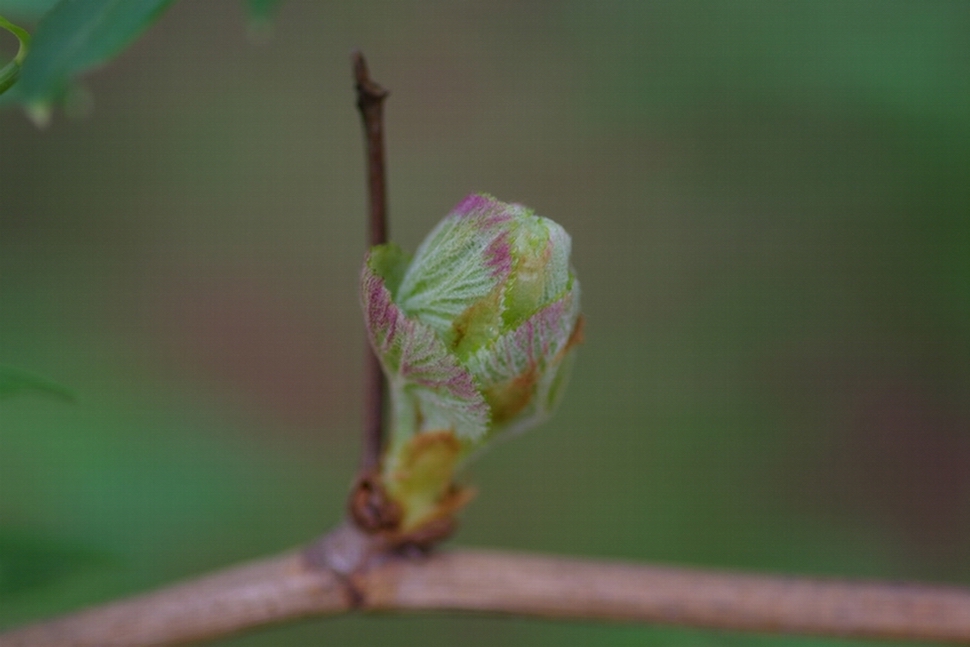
0;550;350;647
352;50;390;474
5;546;970;646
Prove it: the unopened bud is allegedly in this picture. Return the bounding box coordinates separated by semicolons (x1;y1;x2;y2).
360;194;582;532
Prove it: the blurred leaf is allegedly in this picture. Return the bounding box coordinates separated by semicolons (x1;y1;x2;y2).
0;531;110;597
0;365;75;401
15;0;176;120
244;0;280;23
0;0;59;22
243;0;280;42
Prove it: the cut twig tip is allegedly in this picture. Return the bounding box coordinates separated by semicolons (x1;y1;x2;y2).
352;50;388;104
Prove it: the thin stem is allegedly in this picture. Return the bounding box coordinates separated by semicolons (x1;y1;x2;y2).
5;547;970;646
0;14;31;95
0;15;30;65
353;51;389;473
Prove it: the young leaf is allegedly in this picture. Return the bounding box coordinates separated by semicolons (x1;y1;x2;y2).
360;194;582;534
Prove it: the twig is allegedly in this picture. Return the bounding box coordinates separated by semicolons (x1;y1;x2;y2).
376;551;970;641
4;548;970;646
352;50;390;473
0;551;350;647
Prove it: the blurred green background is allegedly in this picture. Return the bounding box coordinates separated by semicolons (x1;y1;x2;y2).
1;1;969;645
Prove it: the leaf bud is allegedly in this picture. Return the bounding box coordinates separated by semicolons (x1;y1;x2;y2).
360;194;582;532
